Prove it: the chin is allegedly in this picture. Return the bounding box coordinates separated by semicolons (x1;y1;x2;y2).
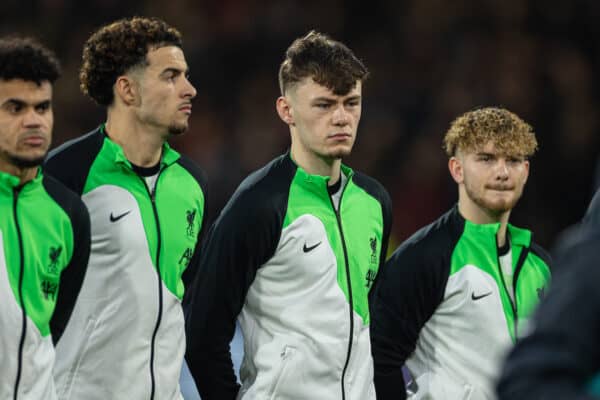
168;123;188;136
327;146;353;159
482;197;519;214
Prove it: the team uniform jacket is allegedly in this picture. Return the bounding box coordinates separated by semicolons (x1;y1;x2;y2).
0;170;90;400
498;189;600;399
371;206;551;400
44;125;207;400
185;153;392;400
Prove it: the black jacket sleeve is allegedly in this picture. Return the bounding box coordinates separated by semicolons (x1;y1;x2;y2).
184;158;291;400
370;211;459;400
177;155;209;308
43;175;91;344
497;229;600;400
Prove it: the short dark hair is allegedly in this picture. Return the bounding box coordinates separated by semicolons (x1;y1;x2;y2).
278;30;369;96
80;16;183;106
0;36;61;85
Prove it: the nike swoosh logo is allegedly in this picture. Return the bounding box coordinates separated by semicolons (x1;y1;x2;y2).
471;291;493;301
303;242;322;253
110;210;131;222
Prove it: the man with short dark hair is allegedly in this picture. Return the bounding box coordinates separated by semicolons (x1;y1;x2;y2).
44;17;207;400
0;36;90;400
185;31;392;400
371;107;551;400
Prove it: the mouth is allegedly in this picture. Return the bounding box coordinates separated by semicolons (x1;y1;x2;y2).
178;103;192;115
21;134;47;147
487;186;514;192
327;132;352;141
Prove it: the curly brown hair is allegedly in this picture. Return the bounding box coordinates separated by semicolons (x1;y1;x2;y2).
443;107;538;158
80;16;182;106
278;30;369;96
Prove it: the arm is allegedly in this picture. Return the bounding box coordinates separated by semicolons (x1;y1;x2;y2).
497;233;600;400
370;223;452;400
184;187;282;400
49;191;91;344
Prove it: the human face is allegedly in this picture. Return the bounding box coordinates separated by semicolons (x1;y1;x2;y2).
282;78;362;163
0;79;53;174
134;46;196;136
452;141;530;217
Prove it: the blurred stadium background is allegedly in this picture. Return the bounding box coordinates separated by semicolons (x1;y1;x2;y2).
3;0;600;398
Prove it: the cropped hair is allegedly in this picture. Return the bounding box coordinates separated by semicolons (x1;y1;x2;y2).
80;16;182;106
0;36;60;84
278;30;368;96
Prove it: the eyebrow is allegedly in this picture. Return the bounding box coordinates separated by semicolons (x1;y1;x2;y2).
311;95;362;103
2;98;51;108
161;67;189;76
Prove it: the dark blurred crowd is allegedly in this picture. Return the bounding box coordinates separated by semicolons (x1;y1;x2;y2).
3;0;600;248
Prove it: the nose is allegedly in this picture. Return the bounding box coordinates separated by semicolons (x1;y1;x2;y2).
332;104;350;126
495;159;509;180
22;108;44;128
182;76;197;100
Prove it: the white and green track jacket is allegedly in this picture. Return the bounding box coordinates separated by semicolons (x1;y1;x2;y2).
185;153;392;400
44;125;207;400
0;170;90;400
371;206;552;400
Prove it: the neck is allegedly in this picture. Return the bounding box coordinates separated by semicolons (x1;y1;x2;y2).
290;141;342;186
0;161;38;186
105;107;166;167
458;190;511;247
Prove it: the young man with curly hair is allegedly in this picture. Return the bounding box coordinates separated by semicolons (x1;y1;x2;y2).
44;17;207;400
185;31;392;399
371;107;551;400
0;36;90;399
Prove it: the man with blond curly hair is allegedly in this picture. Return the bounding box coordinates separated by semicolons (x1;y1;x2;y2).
370;107;551;400
44;17;207;400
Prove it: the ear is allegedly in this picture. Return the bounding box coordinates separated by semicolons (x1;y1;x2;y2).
276;96;295;126
114;75;138;106
448;156;464;184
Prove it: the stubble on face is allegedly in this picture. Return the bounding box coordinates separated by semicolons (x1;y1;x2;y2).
289;79;362;162
0;80;53;173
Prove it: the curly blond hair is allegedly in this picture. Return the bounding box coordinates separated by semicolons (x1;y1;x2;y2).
443;107;538;157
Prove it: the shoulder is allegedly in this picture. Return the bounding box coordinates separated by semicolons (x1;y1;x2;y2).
44;126;104;194
388;208;464;268
529;241;552;270
352;171;391;206
42;174;89;224
175;154;208;190
216;154;296;227
46;126;104;166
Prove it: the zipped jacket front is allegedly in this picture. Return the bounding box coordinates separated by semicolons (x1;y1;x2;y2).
0;170;90;400
44;126;207;400
186;153;392;400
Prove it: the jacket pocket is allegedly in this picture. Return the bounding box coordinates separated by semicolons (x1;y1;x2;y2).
57;314;96;400
268;345;297;400
409;372;474;400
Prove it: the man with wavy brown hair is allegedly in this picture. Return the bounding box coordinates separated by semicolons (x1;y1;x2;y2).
185;31;392;400
371;107;551;400
45;17;207;400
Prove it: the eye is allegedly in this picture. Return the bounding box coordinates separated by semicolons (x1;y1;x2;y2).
6;102;23;114
478;155;492;162
35;102;51;113
346;100;360;107
507;157;523;165
315;103;331;109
